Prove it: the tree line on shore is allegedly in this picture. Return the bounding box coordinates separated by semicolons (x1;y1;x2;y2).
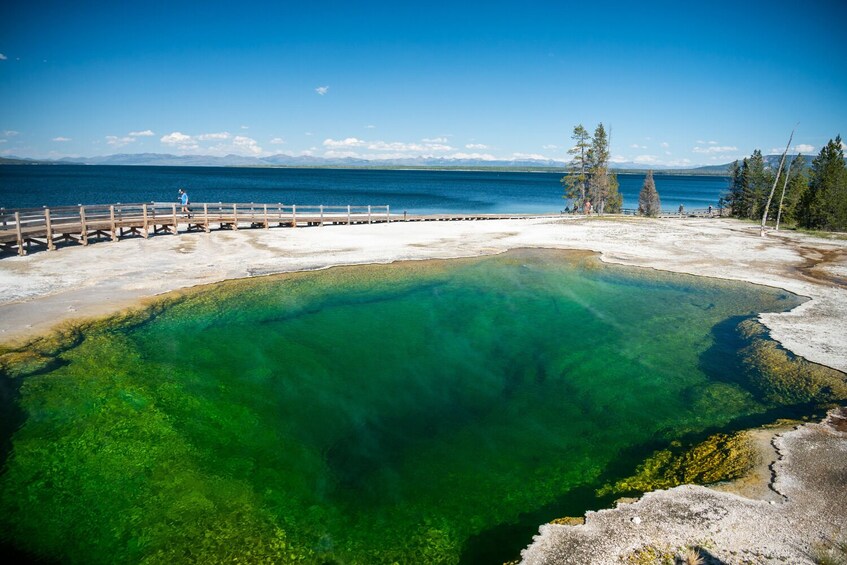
722;135;847;232
561;124;846;232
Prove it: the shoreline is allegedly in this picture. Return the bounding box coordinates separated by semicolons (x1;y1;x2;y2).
1;216;845;371
1;216;846;562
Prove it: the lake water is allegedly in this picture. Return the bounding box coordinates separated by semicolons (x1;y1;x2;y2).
0;250;808;564
0;165;728;213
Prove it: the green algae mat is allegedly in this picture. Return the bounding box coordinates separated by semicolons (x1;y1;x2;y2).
1;249;842;564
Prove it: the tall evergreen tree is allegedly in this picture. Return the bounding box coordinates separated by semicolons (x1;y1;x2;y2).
638;170;661;216
744;150;773;220
586;123;622;214
798;136;847;231
777;155;808;227
723;150;774;220
725;160;744;216
561;125;590;209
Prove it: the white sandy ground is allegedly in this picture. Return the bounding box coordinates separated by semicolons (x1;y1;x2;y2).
1;216;846;563
521;407;847;565
1;216;845;371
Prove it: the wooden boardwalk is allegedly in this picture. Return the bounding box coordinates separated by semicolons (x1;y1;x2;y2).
0;202;563;256
1;202;722;257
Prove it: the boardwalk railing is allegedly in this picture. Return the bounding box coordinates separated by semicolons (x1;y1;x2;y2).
0;202;395;256
1;202;723;257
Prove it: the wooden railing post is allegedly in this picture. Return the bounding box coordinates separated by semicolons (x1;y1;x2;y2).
263;204;269;229
203;203;210;233
292;204;297;228
45;208;55;250
142;203;149;238
14;211;25;256
368;205;372;224
347;205;351;225
171;203;178;234
80;206;88;246
109;205;117;241
386;205;390;223
232;203;239;230
320;205;324;226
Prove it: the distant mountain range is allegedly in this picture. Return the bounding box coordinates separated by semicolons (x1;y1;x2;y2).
0;152;819;174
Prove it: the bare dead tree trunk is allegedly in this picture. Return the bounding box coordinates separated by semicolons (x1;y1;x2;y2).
774;156;795;231
761;128;795;237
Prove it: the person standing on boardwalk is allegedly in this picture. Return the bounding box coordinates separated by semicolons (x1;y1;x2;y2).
178;188;191;217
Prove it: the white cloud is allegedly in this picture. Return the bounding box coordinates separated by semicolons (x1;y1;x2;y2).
465;143;489;150
4;130;19;136
513;152;549;161
161;131;192;144
106;135;135;147
52;136;71;142
197;131;230;141
0;54;7;60
159;130;260;156
542;144;558;150
160;131;199;151
770;143;816;154
323;137;454;153
365;125;376;129
660;142;669;148
370;140;453;152
630;143;647;149
324;150;362;159
692;145;737;154
231;135;263;155
696;140;706;144
422;137;449;143
446;152;498;161
270;137;286;144
633;154;659;164
708;140;718;145
323;137;366;148
315;86;329;95
241;125;249;130
128;129;154;137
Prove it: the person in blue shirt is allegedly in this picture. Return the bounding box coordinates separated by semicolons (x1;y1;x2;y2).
178;188;191;217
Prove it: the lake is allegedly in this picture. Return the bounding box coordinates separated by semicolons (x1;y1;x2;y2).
1;165;728;213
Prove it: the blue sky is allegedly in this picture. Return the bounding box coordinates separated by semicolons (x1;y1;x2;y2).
1;0;845;165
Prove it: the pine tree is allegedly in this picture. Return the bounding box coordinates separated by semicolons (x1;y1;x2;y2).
724;160;743;216
561;125;590;209
744;150;773;220
777;155;808;227
586;123;622;214
798;136;847;231
723;150;774;220
638;170;661;216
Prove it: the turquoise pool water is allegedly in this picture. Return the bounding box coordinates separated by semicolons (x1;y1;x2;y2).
0;249;806;563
